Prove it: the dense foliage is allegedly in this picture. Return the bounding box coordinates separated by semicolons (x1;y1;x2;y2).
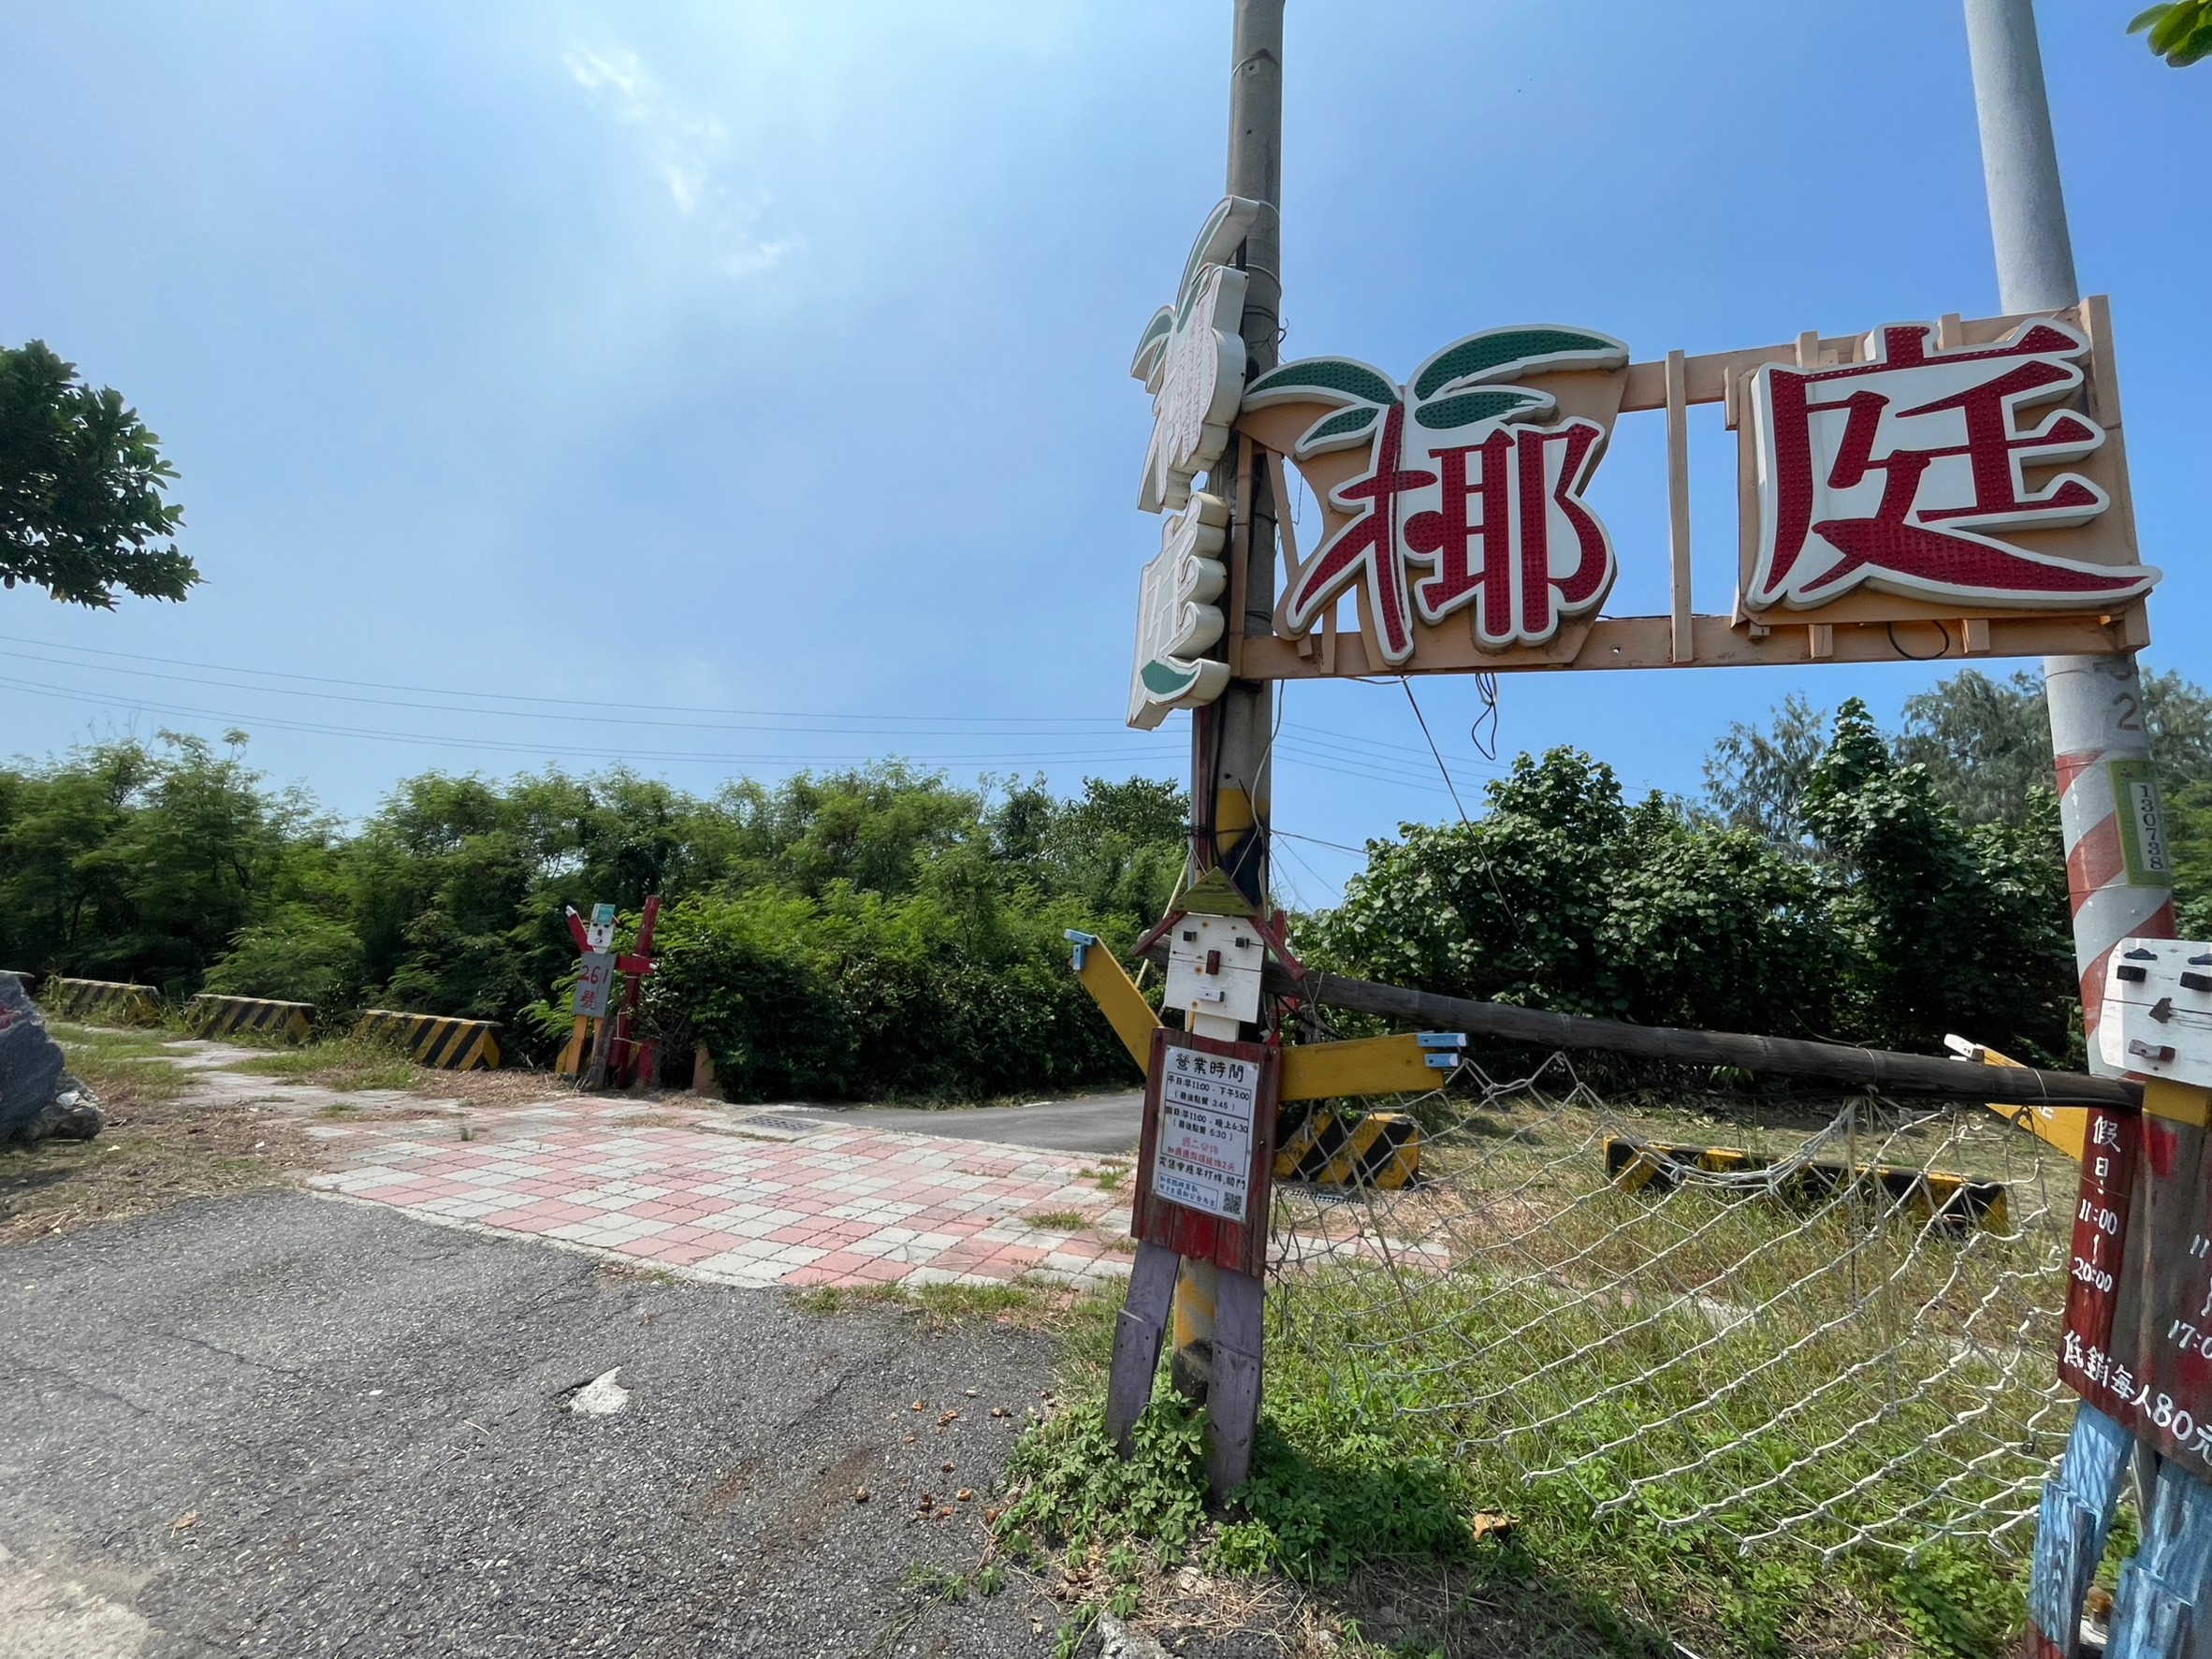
0;341;198;606
0;737;1183;1095
1316;679;2212;1069
4;666;2206;1091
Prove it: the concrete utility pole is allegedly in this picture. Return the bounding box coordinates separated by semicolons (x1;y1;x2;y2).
1964;5;2187;1652
1173;0;1284;1402
1963;0;2175;1072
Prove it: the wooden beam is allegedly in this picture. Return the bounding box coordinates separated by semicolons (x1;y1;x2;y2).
1153;949;2146;1109
1280;1032;1436;1100
1070;937;1160;1073
1666;348;1694;663
1104;1242;1180;1452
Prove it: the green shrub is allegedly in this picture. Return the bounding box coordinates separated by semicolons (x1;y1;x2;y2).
203;906;366;1014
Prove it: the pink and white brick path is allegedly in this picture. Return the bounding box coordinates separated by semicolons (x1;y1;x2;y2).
305;1098;1134;1292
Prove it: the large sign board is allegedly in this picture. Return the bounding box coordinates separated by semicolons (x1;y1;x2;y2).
1130;296;2152;715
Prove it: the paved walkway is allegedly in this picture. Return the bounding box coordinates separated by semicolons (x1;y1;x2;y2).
306;1096;1136;1293
764;1089;1143;1156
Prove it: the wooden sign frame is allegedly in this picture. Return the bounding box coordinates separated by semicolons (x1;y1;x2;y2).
1129;1026;1280;1280
1230;298;2148;682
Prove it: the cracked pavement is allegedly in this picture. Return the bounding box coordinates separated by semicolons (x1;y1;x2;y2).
0;1189;1070;1657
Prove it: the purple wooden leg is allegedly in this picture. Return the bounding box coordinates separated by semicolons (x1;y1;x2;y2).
1206;1266;1266;1501
1105;1242;1181;1453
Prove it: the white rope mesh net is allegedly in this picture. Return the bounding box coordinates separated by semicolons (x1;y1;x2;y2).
1265;1053;2077;1562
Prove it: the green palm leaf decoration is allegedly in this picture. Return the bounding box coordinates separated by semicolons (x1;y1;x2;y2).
1414;388;1553;431
1410;327;1629;401
1244;355;1402;458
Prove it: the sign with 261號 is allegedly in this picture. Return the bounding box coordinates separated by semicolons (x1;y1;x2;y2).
1154;1047;1259;1221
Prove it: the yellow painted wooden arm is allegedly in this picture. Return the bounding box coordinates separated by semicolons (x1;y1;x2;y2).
1065;932;1454;1100
1948;1035;2211;1156
1066;932;1160;1074
1280;1032;1437;1100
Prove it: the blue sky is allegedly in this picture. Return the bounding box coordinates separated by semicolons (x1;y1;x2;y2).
1;2;2204;908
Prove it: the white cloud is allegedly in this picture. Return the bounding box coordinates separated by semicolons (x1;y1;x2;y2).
565;40;789;276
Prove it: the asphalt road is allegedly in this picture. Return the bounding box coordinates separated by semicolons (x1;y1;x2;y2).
0;1191;1073;1658
752;1093;1143;1157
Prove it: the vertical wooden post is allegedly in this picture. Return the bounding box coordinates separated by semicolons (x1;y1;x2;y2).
1105;1242;1182;1450
559;1015;590;1077
1665;347;1694;664
1207;1263;1266;1496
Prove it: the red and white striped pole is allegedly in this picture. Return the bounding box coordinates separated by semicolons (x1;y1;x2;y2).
2050;656;2176;1071
1964;4;2188;1652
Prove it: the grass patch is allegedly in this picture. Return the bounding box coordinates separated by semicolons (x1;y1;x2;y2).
228;1037;420;1093
49;1023;197;1107
790;1275;1119;1336
1023;1209;1091;1231
48;1022;185;1064
998;1084;2077;1656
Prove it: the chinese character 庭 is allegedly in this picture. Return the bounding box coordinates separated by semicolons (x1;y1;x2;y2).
1748;318;2155;610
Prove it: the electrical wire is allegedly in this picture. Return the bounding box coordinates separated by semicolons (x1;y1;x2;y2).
1400;677;1471;822
0;633;1128;730
1470;671;1502;762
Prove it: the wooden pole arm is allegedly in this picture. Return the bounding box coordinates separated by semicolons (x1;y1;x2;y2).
1131;945;2146;1112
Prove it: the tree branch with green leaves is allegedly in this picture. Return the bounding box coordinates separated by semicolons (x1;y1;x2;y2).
0;341;198;607
2132;3;2212;66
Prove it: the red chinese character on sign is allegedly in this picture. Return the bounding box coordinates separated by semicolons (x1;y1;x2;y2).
1245;327;1630;665
1748;318;2156;609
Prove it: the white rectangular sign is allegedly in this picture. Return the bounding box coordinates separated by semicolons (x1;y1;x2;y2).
2100;937;2212;1088
1153;1047;1259;1221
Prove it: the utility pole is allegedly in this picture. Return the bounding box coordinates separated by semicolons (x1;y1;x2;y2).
1963;4;2186;1651
1172;0;1284;1402
1963;0;2174;1072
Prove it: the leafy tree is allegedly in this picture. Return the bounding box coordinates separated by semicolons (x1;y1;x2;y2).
1894;668;2212;828
0;342;198;605
1803;699;2074;1063
202;906;367;1011
0;733;313;995
2132;3;2212;66
1700;692;1829;853
1309;748;1841;1038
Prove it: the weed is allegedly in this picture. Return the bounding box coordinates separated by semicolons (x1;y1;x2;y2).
996;1399;1210;1559
1888;1542;2023;1659
788;1284;905;1317
1053;1607;1098;1659
1023;1209;1091;1231
229;1037;418;1093
788;1275;1101;1331
907;1280;1041;1326
974;1564;1005;1597
896;1564;969;1602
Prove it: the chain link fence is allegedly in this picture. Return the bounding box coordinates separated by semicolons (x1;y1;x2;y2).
1265;1054;2079;1562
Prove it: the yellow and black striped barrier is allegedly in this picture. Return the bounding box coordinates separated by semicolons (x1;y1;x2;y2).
354;1010;502;1071
45;978;161;1026
1274;1109;1421;1189
185;995;313;1043
1602;1136;2010;1233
